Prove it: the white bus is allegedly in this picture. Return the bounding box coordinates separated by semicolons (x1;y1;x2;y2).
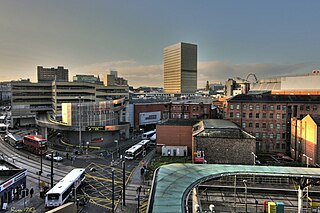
0;115;6;124
125;144;143;160
6;133;23;149
45;168;86;208
137;140;150;149
141;129;156;140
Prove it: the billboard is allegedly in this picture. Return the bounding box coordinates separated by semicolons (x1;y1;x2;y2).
139;111;161;125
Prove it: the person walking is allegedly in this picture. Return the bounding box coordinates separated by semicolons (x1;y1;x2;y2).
30;188;34;198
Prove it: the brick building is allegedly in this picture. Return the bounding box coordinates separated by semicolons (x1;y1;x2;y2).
226;93;320;153
291;115;320;166
132;101;216;130
194;119;256;164
156;119;201;154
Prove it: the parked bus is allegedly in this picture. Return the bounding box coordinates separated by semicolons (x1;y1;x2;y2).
141;129;156;140
0;115;6;124
150;133;156;145
137;140;150;150
125;144;143;160
0;123;7;133
6;133;23;149
45;168;86;208
23;135;48;155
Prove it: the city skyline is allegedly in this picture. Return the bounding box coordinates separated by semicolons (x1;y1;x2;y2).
1;0;320;87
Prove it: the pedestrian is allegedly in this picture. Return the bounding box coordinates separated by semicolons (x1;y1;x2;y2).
66;153;69;159
30;188;34;198
140;167;144;176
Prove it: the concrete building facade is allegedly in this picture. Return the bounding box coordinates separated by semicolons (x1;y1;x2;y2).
37;66;68;82
291;115;320;166
164;42;197;94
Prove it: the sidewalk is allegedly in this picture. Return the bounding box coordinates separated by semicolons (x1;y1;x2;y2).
116;149;155;213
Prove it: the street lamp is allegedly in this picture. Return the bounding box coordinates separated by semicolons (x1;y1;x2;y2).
251;152;257;166
86;141;89;155
114;139;119;158
77;96;84;153
303;154;312;202
243;180;247;213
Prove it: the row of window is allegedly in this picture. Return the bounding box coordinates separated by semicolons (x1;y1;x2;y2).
242;122;287;130
254;132;286;140
230;112;288;119
229;104;318;111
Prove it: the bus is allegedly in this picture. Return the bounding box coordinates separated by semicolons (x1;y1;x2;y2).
125;144;143;160
23;135;48;155
0;123;7;133
141;129;156;140
6;133;23;149
45;168;86;208
137;140;150;150
0;115;6;124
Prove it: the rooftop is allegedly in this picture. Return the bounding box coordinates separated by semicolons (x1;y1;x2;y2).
148;164;320;213
157;119;200;126
229;94;320;103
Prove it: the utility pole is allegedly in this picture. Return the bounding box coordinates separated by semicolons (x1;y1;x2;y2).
122;160;126;206
112;169;115;213
51;151;54;188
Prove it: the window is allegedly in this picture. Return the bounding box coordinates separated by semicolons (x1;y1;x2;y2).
269;133;274;139
270;105;274;110
281;143;286;150
242;122;246;128
276;114;280;119
249;104;253;110
313;106;318;111
262;133;266;139
277;105;281;110
269;123;274;129
276;134;281;140
262;123;266;128
255;123;260;128
270;113;274;119
262;113;266;118
249;113;253;118
282;114;286;119
306;105;310;111
256;105;260;110
256;113;260;118
282;133;286;139
282;124;286;129
243;104;247;110
242;113;246;118
282;105;287;110
229;112;233;118
263;105;267;110
236;104;240;110
276;143;280;149
255;133;259;138
276;124;280;129
236;112;240;118
249;123;253;127
300;105;304;111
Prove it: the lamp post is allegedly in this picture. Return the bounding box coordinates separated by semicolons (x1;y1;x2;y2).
114;139;118;158
77;96;84;153
303;153;312;203
251;152;257;166
243;180;247;213
86;141;89;155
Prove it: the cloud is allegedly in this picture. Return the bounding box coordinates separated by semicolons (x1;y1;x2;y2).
198;60;307;87
72;60;308;88
71;60;163;87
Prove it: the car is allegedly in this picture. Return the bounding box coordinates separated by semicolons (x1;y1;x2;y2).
45;154;63;162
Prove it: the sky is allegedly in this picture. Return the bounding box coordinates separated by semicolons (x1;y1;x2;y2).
1;0;320;88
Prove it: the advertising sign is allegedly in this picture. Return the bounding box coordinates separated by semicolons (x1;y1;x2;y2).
139;111;161;125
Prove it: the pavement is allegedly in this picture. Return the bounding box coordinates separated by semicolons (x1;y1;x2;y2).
116;149;155;213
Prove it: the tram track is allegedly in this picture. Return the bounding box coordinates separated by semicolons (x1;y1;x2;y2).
0;136;72;184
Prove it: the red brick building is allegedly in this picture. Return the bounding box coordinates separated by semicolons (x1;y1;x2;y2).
133;101;216;130
226;94;320;153
156;119;201;154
